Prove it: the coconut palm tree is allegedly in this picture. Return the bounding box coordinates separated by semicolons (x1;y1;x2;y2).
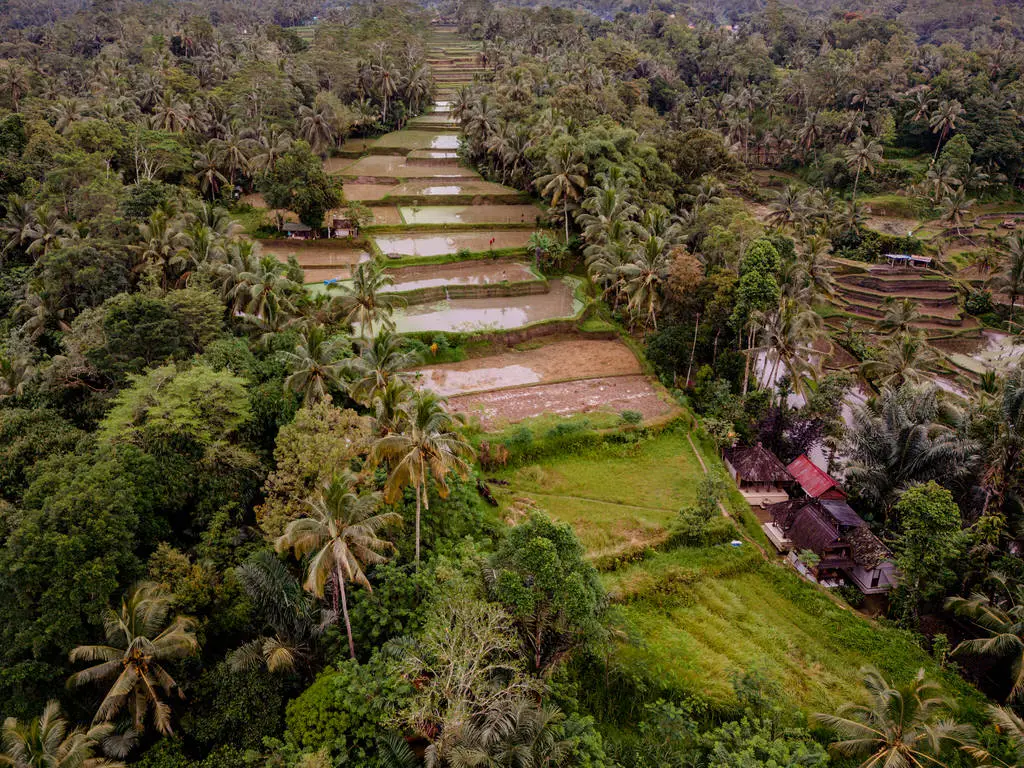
947;574;1024;702
621;234;670;331
991;235;1024;325
844;136;883;200
370;390;474;570
767;185;808;231
343;330;421;406
282;324;349;405
814;667;971;768
0;701;124;768
275;473;401;659
0;353;34;401
250;128;292;176
879;297;922;334
332;261;402;337
939;186;975;236
929;99;965;161
237;254;300;318
860;332;938;388
298;101;336;156
0;195;37;261
756;297;824;402
193;151;228;200
798;235;837;298
67;583;198;736
535;145;587;242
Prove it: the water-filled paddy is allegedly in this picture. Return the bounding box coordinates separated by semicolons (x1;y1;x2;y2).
415;339;643;396
388;278;579;333
383;260;536;293
338;155;477;179
260;243;370;268
372;130;461;151
391;179;519;198
374;229;535;257
399;204;544;225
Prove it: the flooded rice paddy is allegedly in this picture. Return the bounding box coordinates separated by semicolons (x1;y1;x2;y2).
399;204;544;226
383;260;536;293
375;230;535;257
335;155;477;179
388;278;578;333
415;339;643;396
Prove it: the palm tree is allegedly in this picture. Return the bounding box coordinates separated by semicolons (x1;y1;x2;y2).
843;384;978;517
370;390;474;570
755;298;824;402
67;583;198;736
814;667;971;768
0;353;34;401
939;186;975;236
0;195;37;261
237;254;300;318
535;145;587;242
879;297;922;334
860;332;938;388
991;235;1024;325
767;185;807;231
332;261;402;337
343;330;421;406
298;101;336;156
193;151;228;200
275;473;401;659
929;99;965;161
621;234;670;331
0;701;124;768
947;574;1024;701
282;325;349;405
798;235;837;298
439;700;575;768
228;551;326;676
844;136;883;200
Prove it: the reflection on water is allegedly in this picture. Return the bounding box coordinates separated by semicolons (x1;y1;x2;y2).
429;134;460;150
375;230;534;257
416;364;541;397
387;279;577;333
383;262;535;292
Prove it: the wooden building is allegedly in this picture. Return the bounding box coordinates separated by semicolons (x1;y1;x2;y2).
283;222;313;239
723;443;794;507
767;498;898;594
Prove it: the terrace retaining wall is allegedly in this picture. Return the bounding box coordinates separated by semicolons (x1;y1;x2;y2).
400;279;548;305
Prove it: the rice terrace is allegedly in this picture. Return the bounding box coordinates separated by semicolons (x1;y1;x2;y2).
1;0;1023;766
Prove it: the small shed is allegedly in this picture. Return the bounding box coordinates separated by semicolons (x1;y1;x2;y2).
330;216;356;238
723;443;794;507
786;455;846;500
283;222;313;239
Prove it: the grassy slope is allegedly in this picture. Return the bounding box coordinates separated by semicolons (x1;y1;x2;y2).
492;427;986;715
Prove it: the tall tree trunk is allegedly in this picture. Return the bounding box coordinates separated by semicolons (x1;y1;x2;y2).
852;165;861;200
414;482;422;571
686;313;700;386
563;198;570;243
336;568;356;660
741;325;754;395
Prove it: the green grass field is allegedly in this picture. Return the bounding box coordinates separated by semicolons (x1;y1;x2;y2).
491;427;986;715
492;429;703;558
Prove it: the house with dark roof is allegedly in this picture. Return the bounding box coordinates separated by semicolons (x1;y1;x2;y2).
786;455;846;500
723;443;794;507
765;498;898;594
283;222;313;239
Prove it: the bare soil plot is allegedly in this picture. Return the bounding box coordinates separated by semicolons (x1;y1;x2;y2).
449;375;673;428
384;260;536;295
344;183;399;201
303;266;352;282
369;206;404;225
399;204;545;226
260;243;370;268
390;278;578;333
415;339;642;396
375;229;534;258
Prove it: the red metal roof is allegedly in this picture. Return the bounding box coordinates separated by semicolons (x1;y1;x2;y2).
786;455;845;499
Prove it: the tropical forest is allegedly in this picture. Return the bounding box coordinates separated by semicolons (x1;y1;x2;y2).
3;0;1024;765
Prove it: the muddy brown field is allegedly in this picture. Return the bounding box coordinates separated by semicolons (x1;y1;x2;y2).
447;375;673;428
415;339;642;396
